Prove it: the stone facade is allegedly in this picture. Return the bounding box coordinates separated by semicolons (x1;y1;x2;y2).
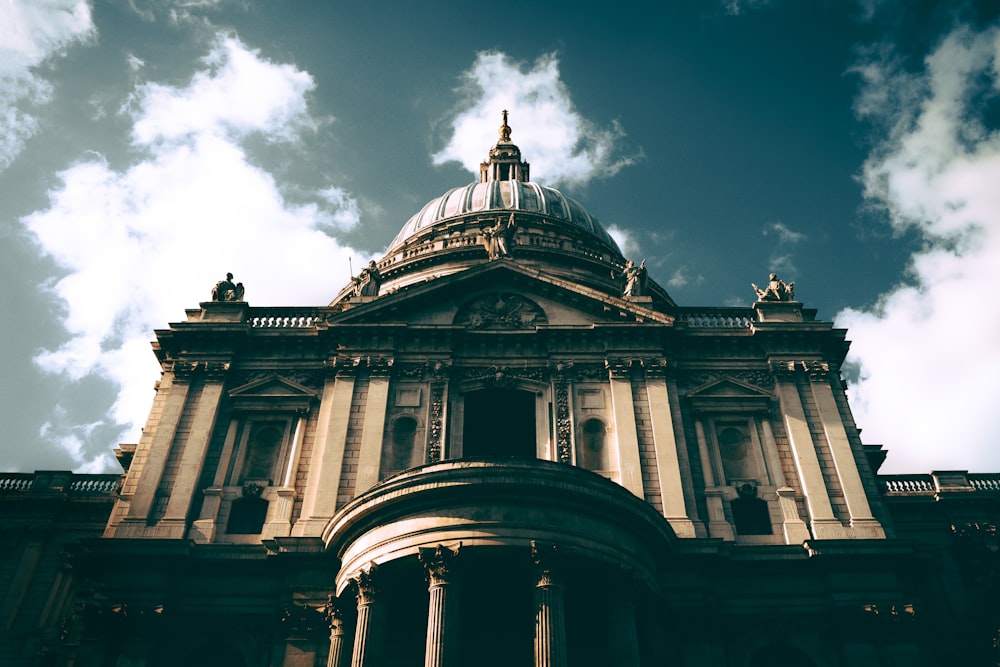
2;120;998;666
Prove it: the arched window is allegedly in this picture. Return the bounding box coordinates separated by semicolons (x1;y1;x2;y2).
241;422;283;483
381;416;419;475
718;425;753;482
578;418;610;471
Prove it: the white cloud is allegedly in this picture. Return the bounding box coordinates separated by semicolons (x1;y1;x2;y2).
0;0;95;168
836;25;1000;473
764;221;806;245
24;35;364;471
433;52;637;187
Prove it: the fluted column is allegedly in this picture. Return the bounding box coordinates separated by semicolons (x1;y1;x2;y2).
419;544;461;667
325;597;347;667
609;592;641;667
350;566;383;667
532;542;567;667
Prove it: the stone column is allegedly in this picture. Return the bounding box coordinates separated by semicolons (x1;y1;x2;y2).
419;544;461;667
325;597;347;667
695;419;734;540
607;359;644;498
350;566;383;667
609;586;641;667
531;542;567;667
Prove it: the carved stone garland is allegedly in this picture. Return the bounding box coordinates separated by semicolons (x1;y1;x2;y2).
553;375;572;464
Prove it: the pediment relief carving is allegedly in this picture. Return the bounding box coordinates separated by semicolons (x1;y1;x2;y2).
454;292;547;329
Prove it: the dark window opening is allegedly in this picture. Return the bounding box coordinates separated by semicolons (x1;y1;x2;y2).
732;496;772;535
226;495;268;534
463;388;535;459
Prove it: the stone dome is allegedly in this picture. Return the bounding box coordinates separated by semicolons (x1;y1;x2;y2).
387;179;621;254
332;111;674;307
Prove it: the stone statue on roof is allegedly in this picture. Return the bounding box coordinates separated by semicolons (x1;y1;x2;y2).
752;273;795;302
613;258;647;297
483;213;517;260
212;273;245;302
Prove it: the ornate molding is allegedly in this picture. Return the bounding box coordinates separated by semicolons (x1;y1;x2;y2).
553;376;572;463
680;370;774;390
456;365;546;388
171;360;231;382
418;543;461;587
427;379;446;463
454;293;547;329
531;541;562;587
352;564;379;606
605;358;636;381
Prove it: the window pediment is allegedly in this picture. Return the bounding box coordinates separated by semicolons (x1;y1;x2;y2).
228;375;317;412
687;377;772;414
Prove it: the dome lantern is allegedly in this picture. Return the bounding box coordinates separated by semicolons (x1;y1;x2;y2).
479;110;530;183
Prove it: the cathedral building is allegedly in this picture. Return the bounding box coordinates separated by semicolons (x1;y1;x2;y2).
1;114;998;666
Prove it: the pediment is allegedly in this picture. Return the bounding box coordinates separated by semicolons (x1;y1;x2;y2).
686;377;773;413
228;375;317;412
328;261;675;328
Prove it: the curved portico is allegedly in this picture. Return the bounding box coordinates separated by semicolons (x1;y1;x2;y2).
323;459;672;667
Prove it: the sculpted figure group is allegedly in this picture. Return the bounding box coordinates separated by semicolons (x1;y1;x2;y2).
752;273;795;302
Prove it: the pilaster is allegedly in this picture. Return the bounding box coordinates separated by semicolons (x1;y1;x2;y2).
355;358;393;494
770;361;847;539
807;363;885;538
159;362;228;537
117;372;191;532
295;359;357;536
643;361;696;537
607;360;643;498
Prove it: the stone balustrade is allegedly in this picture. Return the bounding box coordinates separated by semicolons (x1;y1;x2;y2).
677;309;753;328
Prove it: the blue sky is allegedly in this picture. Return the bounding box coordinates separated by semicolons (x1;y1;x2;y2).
1;0;999;474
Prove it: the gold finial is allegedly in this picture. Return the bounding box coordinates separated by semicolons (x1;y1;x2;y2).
499;109;512;142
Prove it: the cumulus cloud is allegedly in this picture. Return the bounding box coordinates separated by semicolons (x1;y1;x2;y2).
837;25;1000;473
24;35;364;470
0;0;95;168
433;52;637;187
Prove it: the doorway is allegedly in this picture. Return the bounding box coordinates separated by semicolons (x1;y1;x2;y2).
462;388;536;459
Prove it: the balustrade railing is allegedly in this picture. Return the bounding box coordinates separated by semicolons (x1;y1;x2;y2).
969;474;1000;492
249;308;325;329
0;473;34;492
677;309;753;329
0;472;121;495
881;475;935;493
